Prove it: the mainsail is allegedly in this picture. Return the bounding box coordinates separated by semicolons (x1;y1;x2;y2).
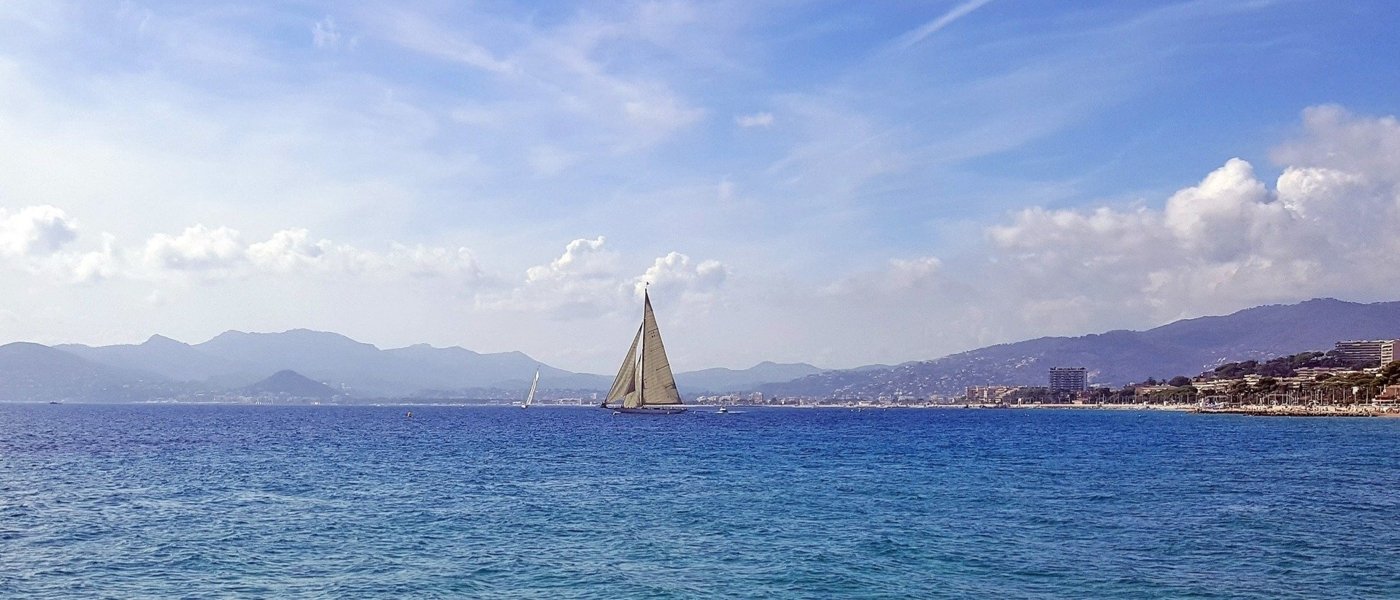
523;367;540;407
602;290;683;409
637;293;681;406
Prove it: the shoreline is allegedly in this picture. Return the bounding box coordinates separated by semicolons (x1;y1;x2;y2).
14;400;1400;417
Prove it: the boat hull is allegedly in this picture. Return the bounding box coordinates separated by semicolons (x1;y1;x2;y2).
610;406;688;415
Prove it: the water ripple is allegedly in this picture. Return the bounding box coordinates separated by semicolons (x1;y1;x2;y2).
1;405;1397;598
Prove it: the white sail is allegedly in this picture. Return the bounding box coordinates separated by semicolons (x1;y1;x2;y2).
604;325;643;407
603;289;684;412
638;293;682;406
523;367;540;407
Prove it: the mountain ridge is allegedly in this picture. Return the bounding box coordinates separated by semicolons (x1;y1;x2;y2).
11;297;1400;402
763;297;1400;397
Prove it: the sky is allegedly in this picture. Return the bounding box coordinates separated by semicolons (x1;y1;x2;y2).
3;0;1400;373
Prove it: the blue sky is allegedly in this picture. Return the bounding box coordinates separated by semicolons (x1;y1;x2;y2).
3;1;1400;373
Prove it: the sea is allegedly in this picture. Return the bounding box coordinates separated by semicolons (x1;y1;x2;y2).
1;404;1397;599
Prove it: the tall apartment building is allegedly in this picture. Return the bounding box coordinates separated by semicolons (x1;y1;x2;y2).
1383;340;1399;366
1334;340;1396;366
1048;367;1087;392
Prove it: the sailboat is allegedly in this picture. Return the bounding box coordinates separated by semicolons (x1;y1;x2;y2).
600;287;687;415
520;367;540;409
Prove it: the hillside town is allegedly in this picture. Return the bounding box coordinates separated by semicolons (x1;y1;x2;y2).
962;339;1400;416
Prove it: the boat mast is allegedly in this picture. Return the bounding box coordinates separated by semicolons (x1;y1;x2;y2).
637;282;648;406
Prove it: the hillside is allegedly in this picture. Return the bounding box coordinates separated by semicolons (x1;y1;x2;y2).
676;361;824;392
14;297;1400;402
0;342;176;402
59;334;253;383
54;330;815;398
764;298;1400;398
238;370;341;399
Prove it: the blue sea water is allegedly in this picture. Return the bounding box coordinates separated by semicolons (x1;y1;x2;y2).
1;405;1397;599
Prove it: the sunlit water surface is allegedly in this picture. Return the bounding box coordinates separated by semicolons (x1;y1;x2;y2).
2;404;1397;598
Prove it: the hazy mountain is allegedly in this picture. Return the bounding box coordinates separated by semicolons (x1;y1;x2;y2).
238;370;340;399
0;342;174;402
765;298;1400;398
381;344;610;391
59;334;253;384
676;361;824;392
28;297;1397;402
56;329;796;398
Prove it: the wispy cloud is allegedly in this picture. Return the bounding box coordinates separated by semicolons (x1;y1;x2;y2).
895;0;995;50
0;2;1393;371
311;16;342;49
736;112;774;128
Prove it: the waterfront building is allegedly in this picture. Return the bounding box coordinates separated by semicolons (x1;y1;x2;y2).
1295;366;1354;378
1334;340;1396;366
1135;385;1175;396
1048;367;1087;392
1383;340;1399;365
965;385;1019;403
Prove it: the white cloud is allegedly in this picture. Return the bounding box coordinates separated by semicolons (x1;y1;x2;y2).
387;243;482;282
717;177;735;202
623;95;704;132
134;224;483;288
497;237;726;320
245;228;376;275
143;224;244;271
1161;158;1285;261
735;112;774;128
1272;105;1400;184
0;205;78;257
635;251;728;299
504;237;625;319
67;233;121;283
526;236;617;283
895;0;995;50
979;107;1400;332
312;17;342;49
378;9;514;74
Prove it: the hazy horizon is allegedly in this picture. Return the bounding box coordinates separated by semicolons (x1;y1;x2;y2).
4;2;1400;373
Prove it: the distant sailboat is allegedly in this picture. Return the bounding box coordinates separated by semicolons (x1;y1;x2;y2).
521;367;540;409
601;287;687;415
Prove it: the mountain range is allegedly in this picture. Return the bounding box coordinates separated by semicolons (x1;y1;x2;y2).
3;297;1399;402
763;298;1400;397
3;329;820;401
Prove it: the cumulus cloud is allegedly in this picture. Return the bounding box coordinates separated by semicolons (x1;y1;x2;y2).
68;233;121;283
143;224;244;271
506;237;626;318
735;112;774;128
387;243;482;281
1272;105;1400;183
246;228;373;274
498;237;726;319
980;106;1400;331
0;205;78;257
635;251;728;299
1161;158;1285;260
525;236;617;283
